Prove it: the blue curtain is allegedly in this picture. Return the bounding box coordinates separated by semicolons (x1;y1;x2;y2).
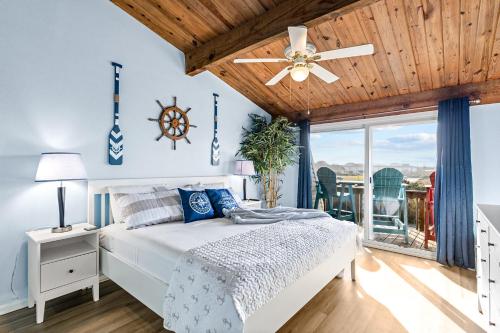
435;97;475;268
297;120;313;208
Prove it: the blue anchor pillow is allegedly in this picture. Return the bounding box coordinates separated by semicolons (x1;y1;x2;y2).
205;188;238;218
178;188;215;223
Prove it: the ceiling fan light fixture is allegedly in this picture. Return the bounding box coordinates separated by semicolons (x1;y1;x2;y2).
290;65;309;82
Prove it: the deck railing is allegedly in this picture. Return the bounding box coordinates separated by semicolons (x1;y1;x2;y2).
313;184;428;230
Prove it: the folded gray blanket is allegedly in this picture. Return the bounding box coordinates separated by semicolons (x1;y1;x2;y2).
226;206;331;224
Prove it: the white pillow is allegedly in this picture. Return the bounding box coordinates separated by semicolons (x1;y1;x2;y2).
108;185;176;223
113;190;183;229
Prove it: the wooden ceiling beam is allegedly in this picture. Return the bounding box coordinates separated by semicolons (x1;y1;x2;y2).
296;78;500;124
185;0;381;76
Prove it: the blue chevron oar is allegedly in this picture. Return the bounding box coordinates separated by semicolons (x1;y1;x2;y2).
211;93;220;166
109;62;123;165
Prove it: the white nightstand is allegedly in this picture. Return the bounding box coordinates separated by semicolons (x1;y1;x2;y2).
26;223;99;324
239;200;262;209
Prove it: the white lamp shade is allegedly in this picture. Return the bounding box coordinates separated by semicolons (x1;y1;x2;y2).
35;153;87;182
234;160;255;176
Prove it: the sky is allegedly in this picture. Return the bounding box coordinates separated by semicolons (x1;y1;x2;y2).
311;122;437;167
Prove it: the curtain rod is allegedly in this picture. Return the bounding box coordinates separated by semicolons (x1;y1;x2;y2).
311;97;482;124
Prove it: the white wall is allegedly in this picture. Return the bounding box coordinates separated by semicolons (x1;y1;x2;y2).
471;103;500;205
0;0;267;308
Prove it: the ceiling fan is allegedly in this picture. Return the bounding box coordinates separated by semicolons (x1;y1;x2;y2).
234;26;374;86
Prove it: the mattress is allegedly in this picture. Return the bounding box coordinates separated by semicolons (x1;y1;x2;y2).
99;218;265;283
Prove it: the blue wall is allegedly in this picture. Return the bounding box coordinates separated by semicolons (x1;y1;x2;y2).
0;0;267;308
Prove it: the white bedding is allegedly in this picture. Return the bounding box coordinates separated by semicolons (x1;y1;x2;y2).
99;218;266;283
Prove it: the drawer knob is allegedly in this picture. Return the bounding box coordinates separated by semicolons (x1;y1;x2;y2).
482;294;488;298
489;279;496;284
476;220;480;223
481;259;487;262
488;242;495;247
490;322;496;326
481;229;487;233
68;269;74;274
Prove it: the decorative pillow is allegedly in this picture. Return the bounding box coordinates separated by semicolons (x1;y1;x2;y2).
205;189;239;217
108;185;161;223
178;188;215;223
113;189;183;229
228;188;243;203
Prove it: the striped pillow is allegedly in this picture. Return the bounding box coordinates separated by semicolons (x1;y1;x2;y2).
112;189;183;229
108;185;161;223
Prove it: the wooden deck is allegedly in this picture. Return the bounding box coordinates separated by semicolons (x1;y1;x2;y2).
372;226;436;252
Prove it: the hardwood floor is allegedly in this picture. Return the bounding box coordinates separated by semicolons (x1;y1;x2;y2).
0;248;484;333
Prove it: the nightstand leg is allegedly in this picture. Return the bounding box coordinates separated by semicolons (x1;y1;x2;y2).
28;293;35;308
92;282;99;301
36;300;45;324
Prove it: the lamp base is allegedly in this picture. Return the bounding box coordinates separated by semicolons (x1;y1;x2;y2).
51;225;72;233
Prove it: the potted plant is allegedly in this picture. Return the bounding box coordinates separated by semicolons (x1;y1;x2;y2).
238;114;298;208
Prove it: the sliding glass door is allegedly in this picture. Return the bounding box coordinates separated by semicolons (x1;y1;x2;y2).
311;113;437;259
365;122;437;258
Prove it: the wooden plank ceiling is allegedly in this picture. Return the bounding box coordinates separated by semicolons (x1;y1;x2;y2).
112;0;500;123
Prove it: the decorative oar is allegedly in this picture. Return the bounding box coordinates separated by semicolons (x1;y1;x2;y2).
211;93;220;166
108;62;123;165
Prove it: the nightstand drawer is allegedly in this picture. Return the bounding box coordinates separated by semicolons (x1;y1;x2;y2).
40;252;96;292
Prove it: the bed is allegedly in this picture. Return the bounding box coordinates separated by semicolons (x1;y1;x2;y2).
88;176;357;333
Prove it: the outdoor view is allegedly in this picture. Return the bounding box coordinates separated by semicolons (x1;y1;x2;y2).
311;123;437;186
311;122;437;254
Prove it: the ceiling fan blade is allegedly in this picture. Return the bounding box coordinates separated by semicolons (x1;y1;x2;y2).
315;44;374;61
265;67;291;86
288;26;308;53
309;64;339;83
234;58;289;63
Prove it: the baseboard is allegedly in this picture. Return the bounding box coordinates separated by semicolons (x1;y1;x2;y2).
0;298;27;316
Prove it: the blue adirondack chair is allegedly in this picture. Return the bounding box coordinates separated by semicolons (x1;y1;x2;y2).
314;167;356;222
372;168;409;243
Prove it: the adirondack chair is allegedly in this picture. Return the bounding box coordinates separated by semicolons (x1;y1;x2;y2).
372;168;409;243
424;171;436;249
314;167;356;222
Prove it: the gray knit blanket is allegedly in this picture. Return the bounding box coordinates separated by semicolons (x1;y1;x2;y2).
163;216;357;333
226;206;331;224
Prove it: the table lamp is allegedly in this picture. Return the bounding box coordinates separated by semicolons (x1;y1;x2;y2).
234;160;255;201
35;153;88;233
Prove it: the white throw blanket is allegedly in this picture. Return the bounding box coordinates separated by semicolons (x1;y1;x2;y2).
225;206;331;224
163;215;357;332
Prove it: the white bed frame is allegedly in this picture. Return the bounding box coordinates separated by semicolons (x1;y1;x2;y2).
88;176;357;333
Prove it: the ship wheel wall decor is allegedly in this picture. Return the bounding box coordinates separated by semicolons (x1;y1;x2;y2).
148;96;197;150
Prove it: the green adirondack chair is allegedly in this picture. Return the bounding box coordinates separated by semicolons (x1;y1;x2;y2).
372;167;409;243
314;167;356;222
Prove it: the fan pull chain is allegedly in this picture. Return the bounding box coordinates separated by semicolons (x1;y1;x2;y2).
289;74;292;103
307;74;310;115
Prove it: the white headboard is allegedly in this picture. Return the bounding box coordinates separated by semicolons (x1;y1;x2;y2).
87;175;241;227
